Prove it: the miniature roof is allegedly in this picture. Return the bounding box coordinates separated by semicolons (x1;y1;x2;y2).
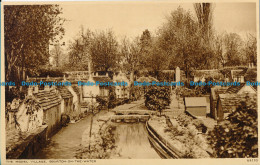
72;85;80;95
231;69;244;77
211;86;229;100
35;89;61;111
191;70;223;79
57;86;73;99
93;76;111;82
226;83;246;94
184;97;207;107
244;68;257;82
226;83;256;94
218;93;257;113
237;68;248;76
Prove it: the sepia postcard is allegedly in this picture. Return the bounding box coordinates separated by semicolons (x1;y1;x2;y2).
1;0;259;165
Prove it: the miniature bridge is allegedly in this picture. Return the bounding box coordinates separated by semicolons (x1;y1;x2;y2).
110;110;156;123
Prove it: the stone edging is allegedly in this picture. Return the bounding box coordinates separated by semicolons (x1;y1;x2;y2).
146;120;183;158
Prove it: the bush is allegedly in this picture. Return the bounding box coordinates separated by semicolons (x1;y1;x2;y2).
144;85;171;115
96;96;108;110
108;86;117;109
29;68;64;77
129;84;142;101
208;99;258;158
5;86;26;103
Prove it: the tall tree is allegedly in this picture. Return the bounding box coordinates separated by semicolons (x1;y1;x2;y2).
243;34;257;66
68;27;93;71
50;44;63;67
194;3;213;43
223;33;243;66
146;39;169;77
213;33;225;68
139;29;153;70
158;7;201;78
90;30;119;72
4;5;65;83
194;3;215;69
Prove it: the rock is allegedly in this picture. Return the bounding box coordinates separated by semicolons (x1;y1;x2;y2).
192;145;210;158
170;119;179;128
187;124;197;136
176;125;183;132
97;116;110;122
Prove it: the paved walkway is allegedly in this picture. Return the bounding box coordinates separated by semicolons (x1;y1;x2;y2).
163;93;185;117
33;114;94;159
112;99;146;111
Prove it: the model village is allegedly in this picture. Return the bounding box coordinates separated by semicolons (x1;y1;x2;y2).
5;62;257;159
4;3;257;160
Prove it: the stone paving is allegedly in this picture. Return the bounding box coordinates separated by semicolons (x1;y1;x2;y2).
162;93;185;118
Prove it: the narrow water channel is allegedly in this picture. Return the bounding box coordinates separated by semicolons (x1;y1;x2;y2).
112;123;160;159
32;115;160;159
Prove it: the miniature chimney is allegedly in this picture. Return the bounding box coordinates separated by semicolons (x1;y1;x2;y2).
33;85;39;94
63;75;66;81
240;76;244;83
44;85;50;92
51;85;57;93
106;72;109;77
95;72;98;76
28;86;33;96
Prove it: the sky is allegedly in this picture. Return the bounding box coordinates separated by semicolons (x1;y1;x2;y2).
60;2;257;46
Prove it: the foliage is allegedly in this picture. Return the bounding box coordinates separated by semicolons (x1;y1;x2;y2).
67;28;92;71
4;5;65;83
193;3;216;69
175;87;203;97
96;96;108;110
208;100;258;158
5;87;26;103
194;3;213;43
163;114;210;158
157;71;175;82
50;44;65;67
129;84;142;101
68;28;119;72
223;33;243;66
243;34;257;65
144;85;171;115
107;86;117;109
120;37;141;74
90;30;119;72
175;113;194;127
76;124;117;159
157;7;201;78
244;69;257;82
29;68;64;77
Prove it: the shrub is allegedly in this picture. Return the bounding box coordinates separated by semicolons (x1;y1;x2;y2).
5;86;26;103
144;85;171;115
96;96;108;110
129;84;142;101
208;99;258;158
108;86;117;109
